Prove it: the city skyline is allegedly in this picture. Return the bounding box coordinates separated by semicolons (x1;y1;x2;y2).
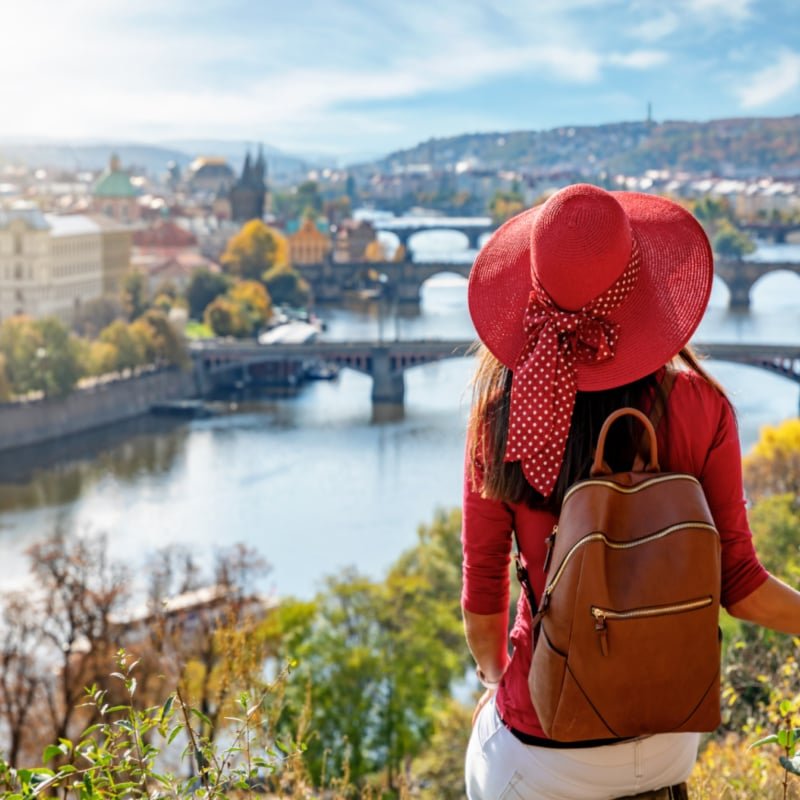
0;0;799;162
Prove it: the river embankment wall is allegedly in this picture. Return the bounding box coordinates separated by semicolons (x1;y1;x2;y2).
0;368;197;452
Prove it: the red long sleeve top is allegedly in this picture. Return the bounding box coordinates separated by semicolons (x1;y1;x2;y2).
461;368;769;739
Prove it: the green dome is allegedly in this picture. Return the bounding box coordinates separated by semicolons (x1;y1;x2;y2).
92;154;139;198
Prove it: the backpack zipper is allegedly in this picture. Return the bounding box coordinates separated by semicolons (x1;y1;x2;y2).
563;473;701;505
543;521;718;601
591;596;713;656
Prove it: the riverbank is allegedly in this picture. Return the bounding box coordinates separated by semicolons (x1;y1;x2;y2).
0;367;197;453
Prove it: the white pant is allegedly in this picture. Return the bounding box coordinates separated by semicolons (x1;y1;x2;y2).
465;700;699;800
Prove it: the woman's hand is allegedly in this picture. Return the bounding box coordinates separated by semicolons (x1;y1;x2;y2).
472;687;497;727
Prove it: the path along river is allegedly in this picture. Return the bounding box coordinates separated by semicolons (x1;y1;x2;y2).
0;235;799;600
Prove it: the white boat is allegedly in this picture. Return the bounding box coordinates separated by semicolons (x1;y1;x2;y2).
257;320;320;345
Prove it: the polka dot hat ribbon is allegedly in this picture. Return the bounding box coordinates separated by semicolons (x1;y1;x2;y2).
505;239;641;496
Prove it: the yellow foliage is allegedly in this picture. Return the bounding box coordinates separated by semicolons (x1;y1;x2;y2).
228;280;273;325
221;220;290;281
269;225;290;268
0;353;12;400
364;239;386;262
743;418;800;501
86;340;119;376
689;734;792;799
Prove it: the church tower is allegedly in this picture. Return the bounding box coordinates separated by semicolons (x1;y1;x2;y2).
230;148;267;222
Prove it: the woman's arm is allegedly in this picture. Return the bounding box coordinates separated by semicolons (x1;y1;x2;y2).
463;608;509;684
727;574;800;635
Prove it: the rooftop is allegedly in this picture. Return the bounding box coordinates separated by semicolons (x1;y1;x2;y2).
44;214;102;237
93;154;139;198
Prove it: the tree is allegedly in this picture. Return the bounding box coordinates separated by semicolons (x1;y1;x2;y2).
0;353;12;401
296;181;323;214
0;592;46;767
35;317;84;399
364;240;387;262
0;316;44;396
488;189;525;224
262;265;311;309
749;493;800;584
73;296;123;338
204;296;253;338
228;280;273;330
139;309;189;368
221;220;287;281
713;220;756;260
411;699;472;799
186;268;230;320
26;528;130;743
690;195;731;225
84;340;119;376
0;316;85;399
121;271;149;321
743;418;800;502
277;508;467;790
138;543;273;744
99;319;146;371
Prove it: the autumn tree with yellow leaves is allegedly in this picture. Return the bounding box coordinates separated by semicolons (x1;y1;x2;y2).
221;220;290;282
743;418;800;502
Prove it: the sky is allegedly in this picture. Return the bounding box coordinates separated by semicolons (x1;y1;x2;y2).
0;0;799;162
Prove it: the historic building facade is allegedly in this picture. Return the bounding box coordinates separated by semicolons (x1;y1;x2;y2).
287;215;332;265
0;207;105;321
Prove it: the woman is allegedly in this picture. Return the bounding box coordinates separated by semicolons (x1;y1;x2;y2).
462;184;800;800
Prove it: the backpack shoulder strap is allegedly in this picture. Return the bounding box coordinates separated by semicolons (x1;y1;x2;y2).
633;368;676;470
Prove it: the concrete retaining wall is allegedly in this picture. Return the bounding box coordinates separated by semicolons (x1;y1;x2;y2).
0;368;197;452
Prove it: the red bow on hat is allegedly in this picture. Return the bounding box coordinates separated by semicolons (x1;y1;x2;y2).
505;240;641;496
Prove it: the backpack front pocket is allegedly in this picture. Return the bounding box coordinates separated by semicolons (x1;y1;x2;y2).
590;596;713;657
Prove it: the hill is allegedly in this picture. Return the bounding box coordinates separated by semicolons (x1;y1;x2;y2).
361;116;800;179
0;139;309;183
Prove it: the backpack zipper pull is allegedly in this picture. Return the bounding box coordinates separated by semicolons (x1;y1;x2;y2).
592;608;609;656
543;525;558;573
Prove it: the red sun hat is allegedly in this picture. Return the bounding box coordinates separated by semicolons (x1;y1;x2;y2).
468;183;713;496
468;183;713;389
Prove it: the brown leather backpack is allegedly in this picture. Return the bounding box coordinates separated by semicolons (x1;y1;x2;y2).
527;406;722;741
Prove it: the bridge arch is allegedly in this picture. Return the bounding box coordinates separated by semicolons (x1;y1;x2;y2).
407;228;471;255
749;268;800;311
707;275;732;309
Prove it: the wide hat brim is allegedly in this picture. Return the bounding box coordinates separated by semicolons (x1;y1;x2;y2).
468;191;714;391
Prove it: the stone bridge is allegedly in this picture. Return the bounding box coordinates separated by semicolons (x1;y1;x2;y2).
298;256;800;310
373;216;494;250
191;339;474;415
739;220;800;244
191;339;800;415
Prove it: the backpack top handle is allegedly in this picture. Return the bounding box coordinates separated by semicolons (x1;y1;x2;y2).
590;407;660;478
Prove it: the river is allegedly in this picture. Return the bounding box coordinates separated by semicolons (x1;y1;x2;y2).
0;235;798;600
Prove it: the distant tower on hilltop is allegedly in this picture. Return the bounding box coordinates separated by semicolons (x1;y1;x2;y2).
230;145;268;223
646;102;653;125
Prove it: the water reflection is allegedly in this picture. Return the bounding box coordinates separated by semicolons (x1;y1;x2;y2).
0;416;189;512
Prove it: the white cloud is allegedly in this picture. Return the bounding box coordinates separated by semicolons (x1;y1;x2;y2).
737;49;800;108
682;0;753;21
607;50;669;69
629;12;680;42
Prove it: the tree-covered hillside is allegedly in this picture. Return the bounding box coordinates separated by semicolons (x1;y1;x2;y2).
362;116;800;178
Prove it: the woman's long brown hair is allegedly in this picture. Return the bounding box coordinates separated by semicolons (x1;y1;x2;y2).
467;343;728;512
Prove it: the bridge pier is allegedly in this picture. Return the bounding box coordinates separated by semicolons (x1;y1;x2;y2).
370;347;405;412
395;281;422;304
466;230;486;250
728;281;752;310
